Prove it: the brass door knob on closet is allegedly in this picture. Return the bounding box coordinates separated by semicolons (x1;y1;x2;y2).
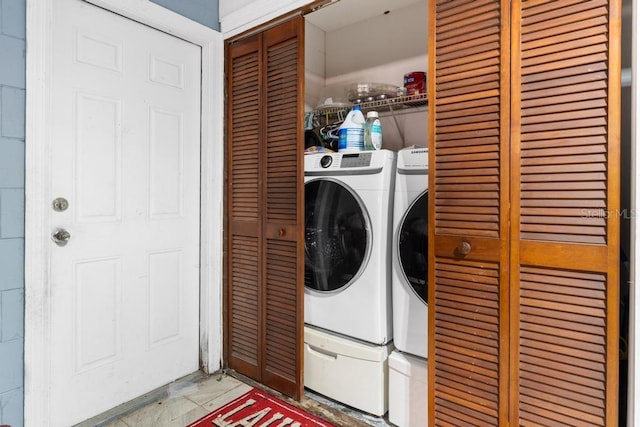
456;241;472;256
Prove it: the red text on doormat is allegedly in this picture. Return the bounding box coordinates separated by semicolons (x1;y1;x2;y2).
187;388;336;427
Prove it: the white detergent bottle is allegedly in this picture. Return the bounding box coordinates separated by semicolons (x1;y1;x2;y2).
364;111;382;150
338;105;365;152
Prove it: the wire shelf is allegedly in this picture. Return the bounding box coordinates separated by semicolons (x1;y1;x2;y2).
314;93;428;116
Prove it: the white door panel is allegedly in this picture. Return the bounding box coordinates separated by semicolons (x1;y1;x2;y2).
49;0;201;424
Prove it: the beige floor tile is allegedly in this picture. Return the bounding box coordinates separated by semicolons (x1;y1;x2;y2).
101;419;130;427
201;382;253;411
120;395;201;427
158;405;210;427
185;374;248;406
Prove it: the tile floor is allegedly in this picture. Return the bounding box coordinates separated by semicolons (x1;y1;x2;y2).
79;373;252;427
306;390;393;427
76;371;393;427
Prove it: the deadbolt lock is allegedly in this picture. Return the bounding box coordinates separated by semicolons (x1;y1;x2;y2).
52;197;69;212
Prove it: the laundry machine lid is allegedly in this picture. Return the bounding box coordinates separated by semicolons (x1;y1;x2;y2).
398;191;428;304
304;179;370;293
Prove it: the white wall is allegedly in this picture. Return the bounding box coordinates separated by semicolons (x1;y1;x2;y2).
323;1;428;150
305;21;326;112
219;0;255;19
324;1;428;86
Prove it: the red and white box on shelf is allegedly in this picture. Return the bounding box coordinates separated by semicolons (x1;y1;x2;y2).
403;71;426;96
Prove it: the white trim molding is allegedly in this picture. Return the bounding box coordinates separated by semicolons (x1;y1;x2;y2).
24;1;224;425
220;0;314;38
24;1;54;424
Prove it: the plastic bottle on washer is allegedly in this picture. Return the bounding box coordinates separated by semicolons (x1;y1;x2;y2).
364;111;382;150
338;105;366;152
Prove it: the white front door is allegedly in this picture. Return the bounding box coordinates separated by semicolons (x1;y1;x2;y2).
48;0;201;424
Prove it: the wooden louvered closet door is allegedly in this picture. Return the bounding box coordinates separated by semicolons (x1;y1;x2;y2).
226;17;304;400
511;0;620;425
428;0;510;424
429;0;620;425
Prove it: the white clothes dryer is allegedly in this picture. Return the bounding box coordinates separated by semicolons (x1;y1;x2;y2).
304;150;396;345
392;147;428;358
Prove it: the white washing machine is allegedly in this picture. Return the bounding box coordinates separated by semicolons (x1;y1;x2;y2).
304;149;396;345
392;147;428;359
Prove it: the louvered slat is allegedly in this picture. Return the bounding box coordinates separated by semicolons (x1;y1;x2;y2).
519;266;607;426
229;235;259;365
264;239;297;382
266;37;298;223
260;18;303;400
519;0;609;244
227;19;302;398
227;36;262;380
434;258;500;426
513;0;619;425
231;49;260;223
434;0;502;239
432;0;619;423
430;1;508;424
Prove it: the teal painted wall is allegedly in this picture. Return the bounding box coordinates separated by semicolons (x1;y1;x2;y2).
0;1;218;425
0;0;26;424
151;0;220;30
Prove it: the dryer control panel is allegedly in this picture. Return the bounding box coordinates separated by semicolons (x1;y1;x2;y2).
339;153;372;168
305;150;395;176
315;153;372;169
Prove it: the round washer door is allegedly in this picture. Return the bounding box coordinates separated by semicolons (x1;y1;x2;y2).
304;179;370;293
398;191;428;304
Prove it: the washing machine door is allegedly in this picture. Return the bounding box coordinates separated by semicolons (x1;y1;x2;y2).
305;179;370;293
398;191;428;304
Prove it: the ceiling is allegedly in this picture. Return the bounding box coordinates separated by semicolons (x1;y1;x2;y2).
305;0;424;33
307;0;632;35
305;0;632;73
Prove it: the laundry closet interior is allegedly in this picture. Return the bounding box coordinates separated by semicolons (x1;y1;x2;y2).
302;0;429;424
226;0;428;424
225;0;627;425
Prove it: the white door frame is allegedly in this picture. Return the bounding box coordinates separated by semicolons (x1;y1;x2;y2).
24;0;224;425
220;0;314;38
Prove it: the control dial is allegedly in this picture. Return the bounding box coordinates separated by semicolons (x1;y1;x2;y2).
320;155;333;168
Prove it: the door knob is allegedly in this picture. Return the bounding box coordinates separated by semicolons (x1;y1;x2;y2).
52;229;71;246
456;241;471;256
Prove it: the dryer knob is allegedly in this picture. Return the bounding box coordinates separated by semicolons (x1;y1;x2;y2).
320;155;333;168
